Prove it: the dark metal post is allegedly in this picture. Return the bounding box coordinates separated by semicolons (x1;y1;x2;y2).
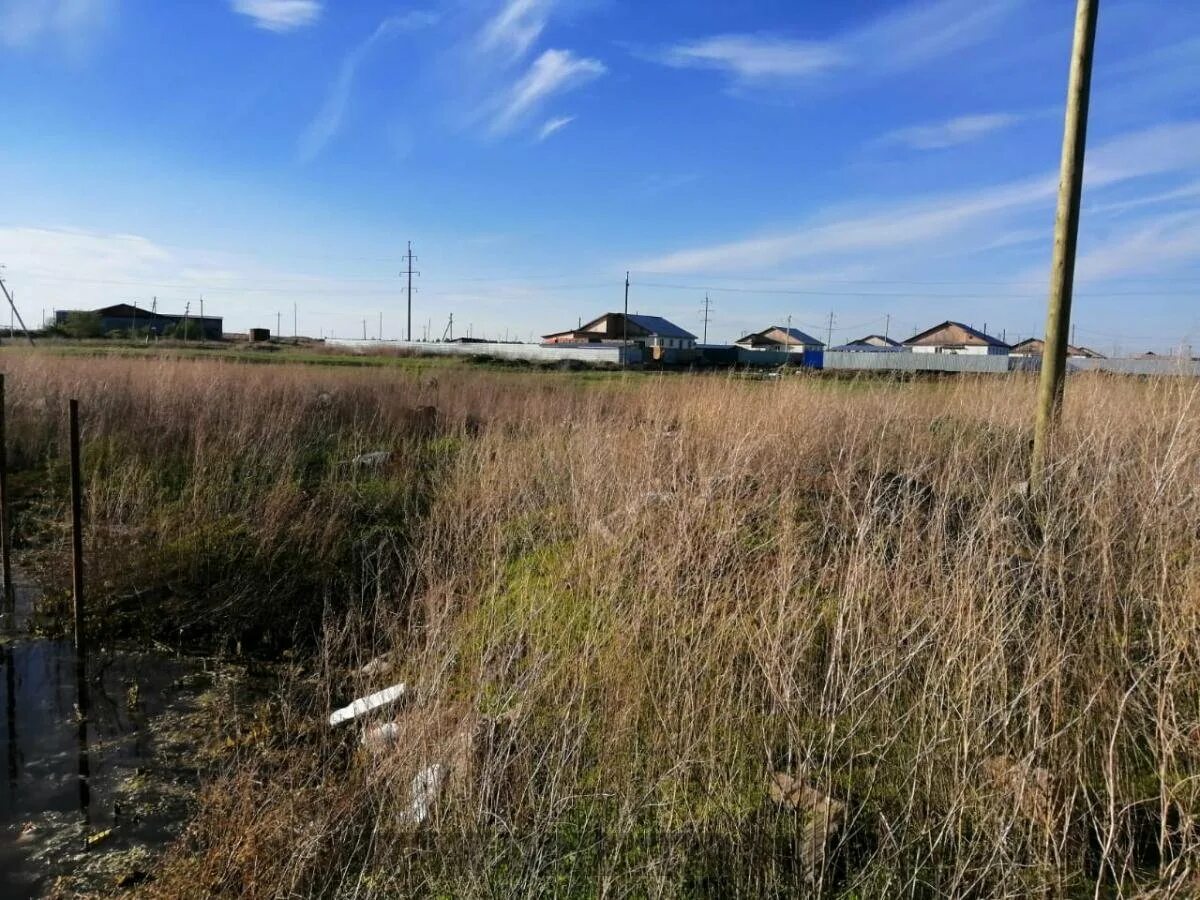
69;400;85;657
0;374;12;607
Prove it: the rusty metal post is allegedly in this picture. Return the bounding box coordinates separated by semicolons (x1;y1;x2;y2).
69;399;85;657
0;373;12;607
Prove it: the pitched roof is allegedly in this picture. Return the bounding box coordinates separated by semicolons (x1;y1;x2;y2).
1012;338;1106;359
624;314;696;340
770;326;823;346
903;320;1010;348
735;326;823;346
845;334;902;348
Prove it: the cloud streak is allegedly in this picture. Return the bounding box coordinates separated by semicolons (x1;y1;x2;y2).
638;121;1200;274
488;49;604;136
657;34;844;84
299;13;438;161
231;0;322;33
477;0;551;61
651;0;1023;90
536;115;575;141
878;112;1023;150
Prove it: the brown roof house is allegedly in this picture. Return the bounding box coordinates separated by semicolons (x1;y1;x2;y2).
903;321;1011;356
1011;338;1105;359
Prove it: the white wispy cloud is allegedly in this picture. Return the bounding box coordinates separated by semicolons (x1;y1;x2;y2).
536;115;575;141
0;0;113;52
300;12;438;161
488;49;604;136
1076;210;1200;282
638;120;1200;274
478;0;552;61
657;34;845;83
651;0;1022;89
1089;179;1200;216
878;112;1024;150
231;0;321;33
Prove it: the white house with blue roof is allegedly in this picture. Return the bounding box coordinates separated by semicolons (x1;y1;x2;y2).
542;312;697;351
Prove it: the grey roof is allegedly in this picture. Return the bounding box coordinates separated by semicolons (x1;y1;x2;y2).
625;314;696;340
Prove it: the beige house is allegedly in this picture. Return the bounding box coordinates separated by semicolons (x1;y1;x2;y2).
734;326;824;353
1010;338;1105;359
903;321;1010;356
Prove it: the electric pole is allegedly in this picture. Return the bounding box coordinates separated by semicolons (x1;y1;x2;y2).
0;272;34;346
403;242;419;342
276;311;281;338
884;314;891;340
700;293;712;345
183;302;191;341
1033;0;1099;484
293;303;298;343
622;271;630;369
379;311;383;341
200;295;205;344
826;310;835;348
362;319;367;340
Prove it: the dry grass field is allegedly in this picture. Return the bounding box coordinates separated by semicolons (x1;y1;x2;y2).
3;352;1198;897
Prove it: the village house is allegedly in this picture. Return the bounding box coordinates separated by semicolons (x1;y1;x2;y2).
734;325;824;353
1010;338;1105;359
903;321;1010;356
831;334;904;351
542;312;697;351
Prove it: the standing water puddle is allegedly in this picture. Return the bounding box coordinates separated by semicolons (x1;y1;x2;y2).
0;574;218;897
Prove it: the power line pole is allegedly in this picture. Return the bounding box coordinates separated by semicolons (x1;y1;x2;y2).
200;295;205;344
622;271;630;369
379;311;383;341
700;293;712;345
884;314;891;340
362;319;367;340
403;242;419;342
826;310;835;347
293;303;298;343
0;273;34;346
276;311;281;339
1033;0;1100;484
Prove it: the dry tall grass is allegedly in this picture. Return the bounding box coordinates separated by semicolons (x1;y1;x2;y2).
3;352;1198;897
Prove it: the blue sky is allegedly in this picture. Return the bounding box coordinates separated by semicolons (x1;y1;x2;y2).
0;0;1198;353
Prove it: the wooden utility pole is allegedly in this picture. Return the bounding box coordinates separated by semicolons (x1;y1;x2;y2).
700;293;712;345
0;374;12;607
69;400;85;658
826;311;835;348
1032;0;1100;482
0;275;34;347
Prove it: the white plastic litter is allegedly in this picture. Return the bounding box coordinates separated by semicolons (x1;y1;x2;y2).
328;683;407;726
407;763;446;824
